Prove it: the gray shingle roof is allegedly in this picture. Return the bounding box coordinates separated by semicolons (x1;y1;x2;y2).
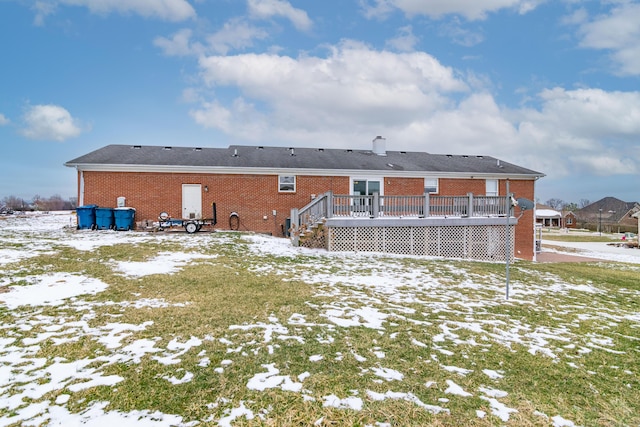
65;144;544;177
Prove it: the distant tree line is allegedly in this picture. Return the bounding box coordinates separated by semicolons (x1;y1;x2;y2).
1;195;77;212
542;198;591;211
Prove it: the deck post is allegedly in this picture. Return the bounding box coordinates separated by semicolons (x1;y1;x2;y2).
326;191;334;218
467;193;474;217
290;208;299;246
372;192;380;218
423;193;430;217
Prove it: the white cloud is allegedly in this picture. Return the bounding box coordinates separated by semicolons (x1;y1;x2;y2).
154;29;203;57
247;0;312;31
385;25;419;52
360;0;544;21
510;87;640;176
39;0;195;23
155;19;270;57
20;105;84;142
576;2;640;75
0;114;9;126
206;18;270;55
187;41;640;179
438;17;484;46
194;41;468;136
32;1;57;26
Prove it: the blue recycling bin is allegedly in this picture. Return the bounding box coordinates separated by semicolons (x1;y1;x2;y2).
114;207;136;231
76;205;97;230
95;207;115;230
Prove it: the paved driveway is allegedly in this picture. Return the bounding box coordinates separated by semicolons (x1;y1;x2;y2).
538;240;640;264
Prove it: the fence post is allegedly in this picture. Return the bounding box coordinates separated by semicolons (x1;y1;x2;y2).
372;192;379;218
326;191;333;218
423;193;430;217
290;208;299;246
467;192;474;217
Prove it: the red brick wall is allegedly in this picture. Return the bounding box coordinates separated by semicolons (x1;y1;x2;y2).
383;177;424;195
78;171;537;259
502;179;536;261
81;172;350;235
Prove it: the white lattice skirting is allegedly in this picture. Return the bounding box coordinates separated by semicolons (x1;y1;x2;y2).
327;224;514;261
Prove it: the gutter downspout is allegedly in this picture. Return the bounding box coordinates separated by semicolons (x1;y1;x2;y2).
79;169;85;207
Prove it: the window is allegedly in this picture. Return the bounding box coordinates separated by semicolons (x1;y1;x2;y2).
485;179;499;196
424;178;438;194
278;175;296;192
352;179;381;196
566;216;573;225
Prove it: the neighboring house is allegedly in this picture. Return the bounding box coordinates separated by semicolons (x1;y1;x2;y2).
575;197;640;233
535;205;577;229
535;204;562;227
64;138;545;260
563;210;577;229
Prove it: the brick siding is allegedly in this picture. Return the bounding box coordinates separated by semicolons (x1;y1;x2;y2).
78;171;537;260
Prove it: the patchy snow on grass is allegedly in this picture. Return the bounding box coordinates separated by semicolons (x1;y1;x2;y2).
246;364;303;392
115;251;218;277
371;366;404;381
444;380;473;397
366;390;449;415
0;273;108;309
322;394;363;411
0;213;634;426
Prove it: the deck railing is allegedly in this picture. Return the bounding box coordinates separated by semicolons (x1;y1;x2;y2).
290;191;510;243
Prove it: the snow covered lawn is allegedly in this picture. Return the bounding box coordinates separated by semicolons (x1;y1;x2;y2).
0;212;638;426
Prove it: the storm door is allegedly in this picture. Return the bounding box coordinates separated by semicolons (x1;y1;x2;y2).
182;184;202;219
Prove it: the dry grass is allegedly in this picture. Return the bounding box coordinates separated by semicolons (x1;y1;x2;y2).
1;227;639;426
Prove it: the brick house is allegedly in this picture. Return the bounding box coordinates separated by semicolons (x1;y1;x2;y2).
65;138;544;260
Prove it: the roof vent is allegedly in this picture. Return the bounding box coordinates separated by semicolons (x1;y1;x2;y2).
194;147;202;151
318;148;324;152
232;148;238;157
132;145;141;149
163;146;172;150
257;146;264;150
372;136;387;156
289;147;295;156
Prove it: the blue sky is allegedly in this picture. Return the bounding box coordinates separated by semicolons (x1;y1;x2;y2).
1;0;639;205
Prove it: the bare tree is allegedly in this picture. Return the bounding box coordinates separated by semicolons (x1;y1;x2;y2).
545;198;565;210
579;199;591;209
2;196;27;211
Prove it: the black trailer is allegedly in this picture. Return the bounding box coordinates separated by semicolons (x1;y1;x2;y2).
157;203;217;233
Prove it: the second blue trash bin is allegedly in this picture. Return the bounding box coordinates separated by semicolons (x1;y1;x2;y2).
76;205;97;230
95;207;115;230
114;207;136;231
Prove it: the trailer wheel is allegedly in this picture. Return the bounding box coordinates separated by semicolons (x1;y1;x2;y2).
185;222;198;234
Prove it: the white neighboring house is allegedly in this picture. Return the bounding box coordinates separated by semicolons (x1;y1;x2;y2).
535;204;562;227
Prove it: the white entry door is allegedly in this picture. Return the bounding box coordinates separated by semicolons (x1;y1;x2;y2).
182;184;202;219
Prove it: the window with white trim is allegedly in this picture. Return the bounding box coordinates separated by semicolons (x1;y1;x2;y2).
424;178;438;194
485;179;499;196
278;175;296;192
